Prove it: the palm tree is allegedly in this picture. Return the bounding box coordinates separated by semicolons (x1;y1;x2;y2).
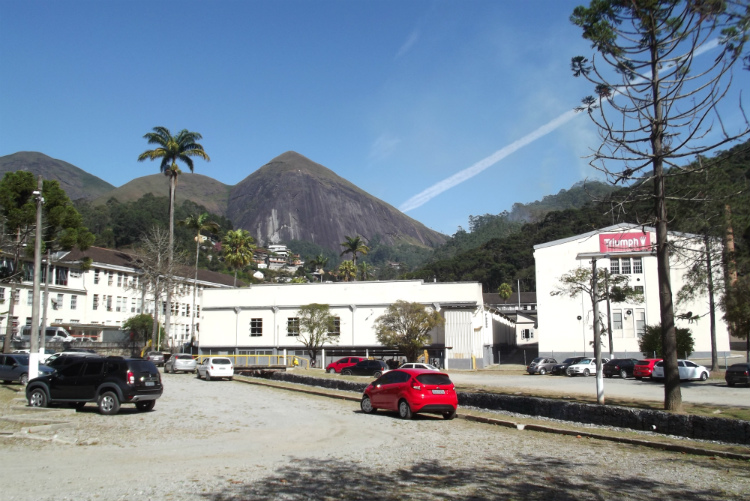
178;213;219;345
338;260;356;282
222;229;255;287
340;235;370;269
138;126;210;344
358;261;374;281
309;254;329;281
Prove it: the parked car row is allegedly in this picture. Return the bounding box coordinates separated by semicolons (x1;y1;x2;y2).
528;356;713;383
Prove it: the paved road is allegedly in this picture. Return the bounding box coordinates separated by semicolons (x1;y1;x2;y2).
448;372;750;407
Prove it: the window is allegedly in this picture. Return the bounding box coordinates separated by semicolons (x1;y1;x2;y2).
23;263;34;282
27;290;33;306
13;290;19;305
94;269;100;284
0;288;4;303
635;309;646;337
55;267;68;286
632;257;643;274
621;258;631;274
634;286;644;295
116;296;122;312
108;271;113;286
117;272;123;287
521;329;533;339
287;318;300;336
186;304;191;318
54;293;63;310
610;258;620;274
93;294;99;310
106;295;113;312
328;317;341;336
250;318;262;336
613;311;623;330
131;298;136;313
71;295;77;310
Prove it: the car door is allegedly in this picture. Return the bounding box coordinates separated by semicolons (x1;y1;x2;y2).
682;361;699;380
75;359;105;399
370;372;395;407
0;355;11;381
677;361;687;379
48;359;85;400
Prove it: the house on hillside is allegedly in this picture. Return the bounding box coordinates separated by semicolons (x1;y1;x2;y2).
199;280;496;369
534;224;729;359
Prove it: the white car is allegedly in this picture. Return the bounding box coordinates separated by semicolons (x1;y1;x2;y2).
398;362;440;371
567;358;610;376
196;357;234;381
652;360;709;381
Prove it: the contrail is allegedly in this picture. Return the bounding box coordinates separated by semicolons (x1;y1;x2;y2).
399;109;578;212
399;38;722;213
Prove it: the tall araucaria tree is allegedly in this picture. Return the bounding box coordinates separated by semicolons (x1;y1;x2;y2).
570;0;749;412
138;127;210;348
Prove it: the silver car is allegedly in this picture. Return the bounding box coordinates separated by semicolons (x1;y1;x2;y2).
165;354;197;374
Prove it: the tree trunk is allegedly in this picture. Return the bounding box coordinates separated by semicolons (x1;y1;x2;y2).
704;235;718;372
192;234;199;345
651;45;681;412
3;283;16;353
723;204;738;339
165;171;175;352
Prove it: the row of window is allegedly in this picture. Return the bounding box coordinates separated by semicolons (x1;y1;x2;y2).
246;317;342;337
610;257;643;275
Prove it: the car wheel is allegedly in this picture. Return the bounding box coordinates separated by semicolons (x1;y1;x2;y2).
443;409;457;420
566;369;573;376
19;373;28;385
205;372;212;381
98;391;120;415
539;368;546;375
341;369;352;376
228;376;233;381
373;371;382;378
196;371;202;379
700;372;708;381
74;402;87;411
28;387;48;408
620;369;628;379
360;396;376;414
398;400;413;419
136;400;155;412
327;368;336;374
583;369;590;377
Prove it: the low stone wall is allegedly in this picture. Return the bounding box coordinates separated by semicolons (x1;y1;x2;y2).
269;372;750;445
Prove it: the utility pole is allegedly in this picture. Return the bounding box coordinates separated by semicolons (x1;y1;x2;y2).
591;258;604;405
28;176;44;377
605;269;613;360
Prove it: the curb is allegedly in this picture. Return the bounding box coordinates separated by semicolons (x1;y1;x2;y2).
234;375;750;461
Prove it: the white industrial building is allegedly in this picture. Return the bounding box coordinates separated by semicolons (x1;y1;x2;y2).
199;280;493;369
534;224;729;359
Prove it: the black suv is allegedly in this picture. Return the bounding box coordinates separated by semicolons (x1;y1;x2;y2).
603;358;639;379
341;359;388;377
26;355;163;415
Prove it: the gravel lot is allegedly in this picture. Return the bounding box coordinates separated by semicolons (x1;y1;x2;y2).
2;371;749;501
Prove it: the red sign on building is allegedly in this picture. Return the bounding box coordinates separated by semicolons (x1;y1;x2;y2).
599;232;651;253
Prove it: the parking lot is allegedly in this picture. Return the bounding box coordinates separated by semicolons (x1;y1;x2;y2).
2;370;750;500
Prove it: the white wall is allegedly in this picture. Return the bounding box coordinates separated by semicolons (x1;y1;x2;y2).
534;225;729;357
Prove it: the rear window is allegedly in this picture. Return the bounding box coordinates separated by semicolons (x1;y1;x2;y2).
416;374;453;386
636;360;650;365
212;358;231;365
128;360;158;372
175;355;193;360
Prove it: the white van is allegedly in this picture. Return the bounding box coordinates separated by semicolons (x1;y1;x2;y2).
18;326;76;343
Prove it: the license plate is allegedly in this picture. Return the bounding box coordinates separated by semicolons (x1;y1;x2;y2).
145;381;155;386
432;389;445;394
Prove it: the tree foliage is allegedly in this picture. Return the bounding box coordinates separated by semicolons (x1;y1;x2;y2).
374;300;444;362
222;229;255;286
639;324;695;360
296;303;337;364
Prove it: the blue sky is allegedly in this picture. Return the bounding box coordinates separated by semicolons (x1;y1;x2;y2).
2;1;748;236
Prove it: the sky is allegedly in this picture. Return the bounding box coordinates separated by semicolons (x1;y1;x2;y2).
2;0;748;236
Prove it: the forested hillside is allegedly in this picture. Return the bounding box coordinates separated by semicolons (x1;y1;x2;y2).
407;139;750;294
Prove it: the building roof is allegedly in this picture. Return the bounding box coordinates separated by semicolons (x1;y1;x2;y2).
532;223;700;251
482;292;537;306
60;246;240;287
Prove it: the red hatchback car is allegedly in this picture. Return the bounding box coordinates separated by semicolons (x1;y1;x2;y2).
360;368;458;420
325;357;365;374
633;358;663;379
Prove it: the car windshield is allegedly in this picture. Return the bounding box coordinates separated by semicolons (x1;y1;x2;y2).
530;357;544;363
416;373;452;386
175;355;193;360
212;358;231;364
578;359;592;364
562;358;577;364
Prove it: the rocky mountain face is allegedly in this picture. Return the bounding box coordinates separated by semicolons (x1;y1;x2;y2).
227;152;446;249
0;152;115;201
0;150;446;252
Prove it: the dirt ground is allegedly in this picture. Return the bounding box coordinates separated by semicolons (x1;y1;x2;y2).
1;372;749;501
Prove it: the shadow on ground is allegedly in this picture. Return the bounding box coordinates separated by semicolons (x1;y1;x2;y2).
202;455;741;500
